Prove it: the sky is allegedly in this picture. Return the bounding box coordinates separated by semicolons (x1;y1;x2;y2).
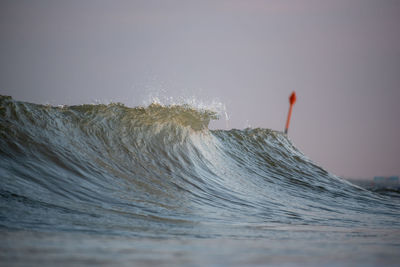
1;0;399;179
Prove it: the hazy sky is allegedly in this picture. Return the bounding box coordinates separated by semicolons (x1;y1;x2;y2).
1;0;399;178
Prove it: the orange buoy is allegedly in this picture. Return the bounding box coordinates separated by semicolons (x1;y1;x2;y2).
284;91;297;134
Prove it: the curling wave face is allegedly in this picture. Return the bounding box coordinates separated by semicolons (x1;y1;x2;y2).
0;95;399;238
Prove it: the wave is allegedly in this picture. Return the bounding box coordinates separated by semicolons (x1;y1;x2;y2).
0;95;399;237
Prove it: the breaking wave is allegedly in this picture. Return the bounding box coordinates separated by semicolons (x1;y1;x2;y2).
0;95;399;238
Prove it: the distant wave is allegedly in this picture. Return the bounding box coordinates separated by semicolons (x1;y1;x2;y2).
1;95;399;237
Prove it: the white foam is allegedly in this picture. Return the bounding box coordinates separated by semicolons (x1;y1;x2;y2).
142;93;230;128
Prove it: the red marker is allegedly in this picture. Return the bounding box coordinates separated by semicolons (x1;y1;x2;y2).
284;91;297;134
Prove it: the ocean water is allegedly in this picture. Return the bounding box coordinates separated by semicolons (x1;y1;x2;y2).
1;95;399;266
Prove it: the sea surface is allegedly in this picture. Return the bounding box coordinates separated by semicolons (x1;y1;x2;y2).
1;95;399;266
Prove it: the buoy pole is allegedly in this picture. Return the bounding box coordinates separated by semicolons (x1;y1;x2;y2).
284;91;297;134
